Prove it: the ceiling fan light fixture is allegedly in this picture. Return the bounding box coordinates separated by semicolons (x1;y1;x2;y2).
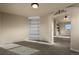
31;3;39;8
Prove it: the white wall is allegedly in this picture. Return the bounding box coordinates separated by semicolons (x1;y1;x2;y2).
0;12;50;44
40;15;49;42
1;13;28;44
70;7;79;52
41;14;54;43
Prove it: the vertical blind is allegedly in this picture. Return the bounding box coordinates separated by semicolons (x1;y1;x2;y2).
29;19;40;40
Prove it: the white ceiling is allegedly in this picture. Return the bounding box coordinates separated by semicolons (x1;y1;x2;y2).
0;3;74;17
55;14;71;23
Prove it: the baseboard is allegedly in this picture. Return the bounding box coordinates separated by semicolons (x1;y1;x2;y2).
0;40;24;45
24;40;53;45
54;36;70;38
71;48;79;53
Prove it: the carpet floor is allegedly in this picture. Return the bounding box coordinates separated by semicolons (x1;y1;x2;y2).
0;37;79;55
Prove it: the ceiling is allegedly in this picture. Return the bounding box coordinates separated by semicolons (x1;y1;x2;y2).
55;14;71;23
0;3;74;17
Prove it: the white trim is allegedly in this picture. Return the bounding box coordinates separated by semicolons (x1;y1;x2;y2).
48;14;54;44
54;36;70;38
24;40;53;45
71;48;79;53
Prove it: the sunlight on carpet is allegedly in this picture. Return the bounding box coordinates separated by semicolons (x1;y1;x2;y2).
9;46;40;55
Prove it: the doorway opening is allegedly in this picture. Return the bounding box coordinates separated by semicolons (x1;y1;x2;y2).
52;13;71;47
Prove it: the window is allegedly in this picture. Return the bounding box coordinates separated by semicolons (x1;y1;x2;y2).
65;24;71;30
29;17;40;40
